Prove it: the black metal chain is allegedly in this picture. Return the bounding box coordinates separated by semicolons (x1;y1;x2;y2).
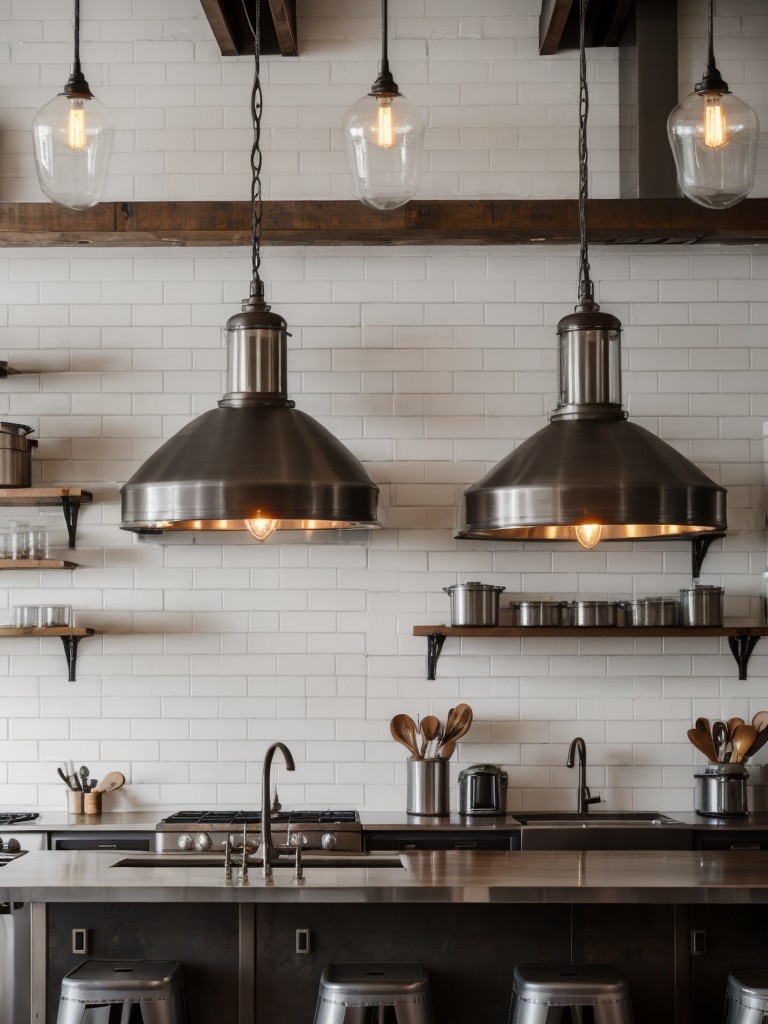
241;0;263;290
577;0;594;307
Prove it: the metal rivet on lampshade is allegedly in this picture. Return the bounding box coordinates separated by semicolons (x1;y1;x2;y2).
667;0;759;209
31;0;114;210
343;0;424;210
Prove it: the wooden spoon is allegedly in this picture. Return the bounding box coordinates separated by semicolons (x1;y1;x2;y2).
727;717;745;739
712;721;729;762
752;710;768;733
687;727;717;763
440;704;473;752
437;739;456;760
744;726;768;762
390;714;421;759
731;724;758;764
419;715;440;758
96;771;125;793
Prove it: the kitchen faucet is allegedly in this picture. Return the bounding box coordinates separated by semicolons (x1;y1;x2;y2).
566;737;601;814
261;742;295;879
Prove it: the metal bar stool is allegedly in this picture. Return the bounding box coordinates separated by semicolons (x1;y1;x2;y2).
56;959;187;1024
509;963;634;1024
724;969;768;1024
313;962;434;1024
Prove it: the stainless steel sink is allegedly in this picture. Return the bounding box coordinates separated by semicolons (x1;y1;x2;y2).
513;812;681;826
113;854;404;870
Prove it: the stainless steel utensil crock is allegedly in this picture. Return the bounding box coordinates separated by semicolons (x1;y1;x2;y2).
679;585;724;627
443;581;505;626
510;600;568;627
407;758;448;816
0;422;37;487
694;762;748;817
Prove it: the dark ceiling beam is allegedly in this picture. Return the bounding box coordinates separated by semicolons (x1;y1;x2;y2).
539;0;635;54
633;0;679;197
539;0;573;55
199;0;297;57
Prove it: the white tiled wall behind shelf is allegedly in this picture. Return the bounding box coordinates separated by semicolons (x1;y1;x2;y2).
0;1;767;813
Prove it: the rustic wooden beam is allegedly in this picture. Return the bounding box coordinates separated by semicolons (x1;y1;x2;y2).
539;0;573;55
266;0;298;57
540;0;635;53
634;0;678;198
199;0;295;56
0;199;766;247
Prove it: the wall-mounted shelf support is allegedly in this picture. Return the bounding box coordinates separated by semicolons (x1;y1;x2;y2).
692;535;724;579
414;623;767;682
61;496;83;549
426;633;447;681
0;627;95;681
60;632;91;682
0;488;93;549
727;635;761;682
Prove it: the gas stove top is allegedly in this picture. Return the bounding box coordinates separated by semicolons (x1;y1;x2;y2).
155;810;361;854
0;812;39;826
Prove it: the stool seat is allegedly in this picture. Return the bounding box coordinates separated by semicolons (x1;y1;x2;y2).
314;962;433;1024
724;969;768;1024
56;959;186;1024
510;963;633;1024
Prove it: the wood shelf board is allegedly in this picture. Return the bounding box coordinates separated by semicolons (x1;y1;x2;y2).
1;199;767;248
0;627;94;637
0;487;93;505
413;623;768;638
0;559;77;570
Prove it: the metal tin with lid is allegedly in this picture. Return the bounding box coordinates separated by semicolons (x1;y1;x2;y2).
443;582;505;627
694;762;748;817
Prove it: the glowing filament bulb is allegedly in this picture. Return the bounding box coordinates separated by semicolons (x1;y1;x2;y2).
376;98;394;148
575;523;603;550
703;95;726;148
245;518;278;543
67;99;87;151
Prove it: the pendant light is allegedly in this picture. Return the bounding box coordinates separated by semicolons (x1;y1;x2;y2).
31;0;114;210
459;0;726;550
667;0;759;209
120;1;380;541
343;0;424;210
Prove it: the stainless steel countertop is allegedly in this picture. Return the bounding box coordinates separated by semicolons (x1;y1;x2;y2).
4;848;768;904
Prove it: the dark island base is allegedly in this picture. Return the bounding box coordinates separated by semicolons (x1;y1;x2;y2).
256;903;768;1024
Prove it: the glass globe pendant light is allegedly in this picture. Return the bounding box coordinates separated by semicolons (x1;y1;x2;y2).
343;0;424;210
31;0;114;210
667;0;759;209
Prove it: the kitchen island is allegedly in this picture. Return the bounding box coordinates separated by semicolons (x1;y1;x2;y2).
5;848;768;1024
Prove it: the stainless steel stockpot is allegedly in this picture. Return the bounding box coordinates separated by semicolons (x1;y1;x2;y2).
630;597;678;627
443;582;505;627
0;422;37;487
509;600;568;627
679;585;724;627
568;600;616;627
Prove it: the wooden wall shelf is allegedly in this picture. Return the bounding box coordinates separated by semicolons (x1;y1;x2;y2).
0;199;766;248
0;627;95;681
0;487;93;549
0;559;77;570
413;623;768;682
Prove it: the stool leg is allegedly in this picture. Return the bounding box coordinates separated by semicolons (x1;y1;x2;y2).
138;998;183;1024
394;999;433;1024
509;999;558;1024
594;1002;634;1024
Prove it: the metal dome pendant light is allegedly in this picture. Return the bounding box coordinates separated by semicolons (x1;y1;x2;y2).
459;0;726;551
120;0;380;541
31;0;114;210
343;0;424;210
667;0;759;209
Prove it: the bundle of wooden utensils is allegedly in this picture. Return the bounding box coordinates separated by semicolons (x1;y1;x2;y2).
687;712;768;765
390;704;473;760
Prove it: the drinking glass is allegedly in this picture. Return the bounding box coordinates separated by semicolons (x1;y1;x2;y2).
11;605;40;627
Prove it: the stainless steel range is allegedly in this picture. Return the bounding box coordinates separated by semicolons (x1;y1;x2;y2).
155;810;362;855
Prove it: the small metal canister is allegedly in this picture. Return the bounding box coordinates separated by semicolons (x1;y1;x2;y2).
443;582;505;627
694;762;748;817
679;585;724;627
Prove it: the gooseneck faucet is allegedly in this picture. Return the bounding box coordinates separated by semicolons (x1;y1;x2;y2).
261;741;295;879
566;736;601;814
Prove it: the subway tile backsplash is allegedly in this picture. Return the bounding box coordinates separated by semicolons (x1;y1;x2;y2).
0;0;767;812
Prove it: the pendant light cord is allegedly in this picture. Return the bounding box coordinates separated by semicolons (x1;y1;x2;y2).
380;0;389;70
698;0;728;93
73;0;81;73
370;0;398;97
64;0;91;97
577;0;594;308
241;0;264;297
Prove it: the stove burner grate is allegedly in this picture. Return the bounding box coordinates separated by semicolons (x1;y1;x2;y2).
159;809;358;827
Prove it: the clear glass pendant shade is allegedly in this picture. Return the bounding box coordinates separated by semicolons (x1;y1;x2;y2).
668;90;759;209
32;92;114;209
344;93;424;210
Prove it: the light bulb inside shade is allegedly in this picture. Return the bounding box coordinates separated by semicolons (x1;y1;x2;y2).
704;95;726;148
574;523;603;550
67;99;87;150
245;518;279;543
376;98;394;148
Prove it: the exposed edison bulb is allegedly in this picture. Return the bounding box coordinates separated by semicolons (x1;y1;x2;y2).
574;523;603;550
67;99;87;150
376;98;395;148
245;518;279;543
703;94;726;148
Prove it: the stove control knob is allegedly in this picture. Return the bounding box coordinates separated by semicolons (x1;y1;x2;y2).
290;832;309;848
177;833;194;852
5;838;20;853
321;833;337;851
194;833;212;852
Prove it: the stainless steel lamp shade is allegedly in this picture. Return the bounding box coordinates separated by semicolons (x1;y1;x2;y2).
460;310;726;542
120;302;379;534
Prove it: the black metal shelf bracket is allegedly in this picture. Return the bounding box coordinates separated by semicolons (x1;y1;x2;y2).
61;496;82;549
60;634;85;682
426;633;447;680
691;534;724;579
727;635;760;681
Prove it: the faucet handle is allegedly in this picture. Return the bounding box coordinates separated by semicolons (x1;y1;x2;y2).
584;786;602;807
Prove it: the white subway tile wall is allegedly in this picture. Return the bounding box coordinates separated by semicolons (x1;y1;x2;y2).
0;1;766;813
